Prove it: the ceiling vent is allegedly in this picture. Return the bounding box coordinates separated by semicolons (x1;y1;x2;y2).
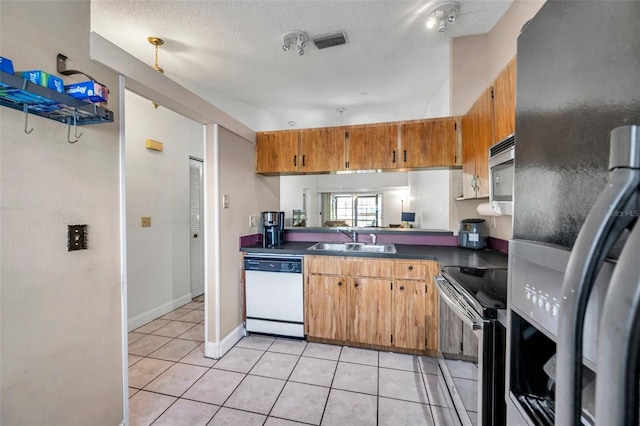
313;32;348;49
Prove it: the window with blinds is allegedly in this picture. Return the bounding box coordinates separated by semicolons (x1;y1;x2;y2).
330;193;382;227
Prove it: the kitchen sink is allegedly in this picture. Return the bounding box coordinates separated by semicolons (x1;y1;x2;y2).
307;242;354;251
351;243;396;253
306;242;396;254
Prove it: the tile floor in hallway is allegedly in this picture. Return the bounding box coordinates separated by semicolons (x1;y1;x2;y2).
128;298;457;426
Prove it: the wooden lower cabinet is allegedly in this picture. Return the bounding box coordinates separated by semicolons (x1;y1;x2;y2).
393;260;439;354
424;261;440;354
393;279;426;350
305;256;439;355
349;277;392;346
307;275;347;341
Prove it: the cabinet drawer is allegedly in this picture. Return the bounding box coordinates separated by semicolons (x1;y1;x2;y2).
305;256;350;275
349;259;393;278
394;261;425;280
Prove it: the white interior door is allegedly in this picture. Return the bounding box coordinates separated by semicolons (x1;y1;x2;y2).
190;158;204;297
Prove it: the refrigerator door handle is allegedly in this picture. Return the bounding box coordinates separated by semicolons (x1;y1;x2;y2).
595;224;640;426
556;125;640;426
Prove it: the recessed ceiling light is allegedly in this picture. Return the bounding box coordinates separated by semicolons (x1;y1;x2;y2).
288;121;297;127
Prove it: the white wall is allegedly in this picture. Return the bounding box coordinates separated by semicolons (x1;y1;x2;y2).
408;169;453;230
451;0;545;116
281;170;463;230
425;78;451;118
0;1;123;424
125;90;204;330
218;127;280;338
280;172;410;227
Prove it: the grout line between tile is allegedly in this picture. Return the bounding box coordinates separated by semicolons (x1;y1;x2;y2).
132;306;445;426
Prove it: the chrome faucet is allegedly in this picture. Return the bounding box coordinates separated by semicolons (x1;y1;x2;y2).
338;228;357;242
369;233;377;245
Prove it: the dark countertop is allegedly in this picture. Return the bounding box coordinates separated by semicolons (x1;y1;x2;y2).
285;227;454;236
241;242;508;269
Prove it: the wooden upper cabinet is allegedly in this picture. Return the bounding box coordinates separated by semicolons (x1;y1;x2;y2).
474;87;495;198
299;127;346;173
460;56;516;198
493;57;516;143
256;130;299;174
324;127;348;172
346;124;398;170
400;117;458;168
461;111;476;198
256;116;461;174
461;86;495;198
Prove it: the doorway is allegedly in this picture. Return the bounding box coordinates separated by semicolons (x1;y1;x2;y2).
190;157;204;297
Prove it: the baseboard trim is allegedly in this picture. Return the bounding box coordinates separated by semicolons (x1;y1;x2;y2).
127;293;193;331
205;323;244;359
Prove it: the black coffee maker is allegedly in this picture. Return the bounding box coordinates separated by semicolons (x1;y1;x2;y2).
262;211;285;248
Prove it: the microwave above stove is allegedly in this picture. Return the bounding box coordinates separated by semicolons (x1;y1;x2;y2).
489;135;515;216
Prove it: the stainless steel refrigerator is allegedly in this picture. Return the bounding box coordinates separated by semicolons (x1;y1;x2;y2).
506;1;640;425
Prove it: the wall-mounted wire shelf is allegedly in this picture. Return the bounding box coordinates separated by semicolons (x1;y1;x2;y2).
0;71;114;126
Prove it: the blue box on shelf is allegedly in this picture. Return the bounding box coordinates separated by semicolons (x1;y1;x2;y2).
18;70;64;93
65;80;108;103
0;56;15;74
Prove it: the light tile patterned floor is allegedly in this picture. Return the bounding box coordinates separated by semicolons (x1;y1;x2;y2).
128;297;455;426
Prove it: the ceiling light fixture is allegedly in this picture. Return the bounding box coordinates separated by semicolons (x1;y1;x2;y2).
147;36;165;108
425;1;460;33
282;31;309;56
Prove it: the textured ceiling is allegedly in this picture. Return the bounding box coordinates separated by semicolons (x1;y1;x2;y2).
91;1;512;131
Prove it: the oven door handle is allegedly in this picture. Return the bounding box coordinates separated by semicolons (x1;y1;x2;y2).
435;275;484;331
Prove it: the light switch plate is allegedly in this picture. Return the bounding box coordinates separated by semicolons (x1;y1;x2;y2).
223;195;230;209
249;215;257;228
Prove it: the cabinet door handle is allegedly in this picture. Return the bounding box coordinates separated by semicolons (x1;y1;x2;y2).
392;150;396;163
294;155;297;167
399;285;405;291
403;150;407;162
408;265;413;271
354;280;359;288
302;155;306;166
338;281;343;287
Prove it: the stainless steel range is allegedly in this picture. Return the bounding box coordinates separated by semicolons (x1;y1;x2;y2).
436;266;508;426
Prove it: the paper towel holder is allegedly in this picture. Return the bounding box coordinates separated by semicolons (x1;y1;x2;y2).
477;201;508;217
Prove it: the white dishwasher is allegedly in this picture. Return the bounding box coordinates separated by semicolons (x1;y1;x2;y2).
244;253;304;338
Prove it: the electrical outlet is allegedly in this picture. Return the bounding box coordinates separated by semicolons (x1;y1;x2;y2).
67;224;87;251
249;215;257;228
141;217;151;227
